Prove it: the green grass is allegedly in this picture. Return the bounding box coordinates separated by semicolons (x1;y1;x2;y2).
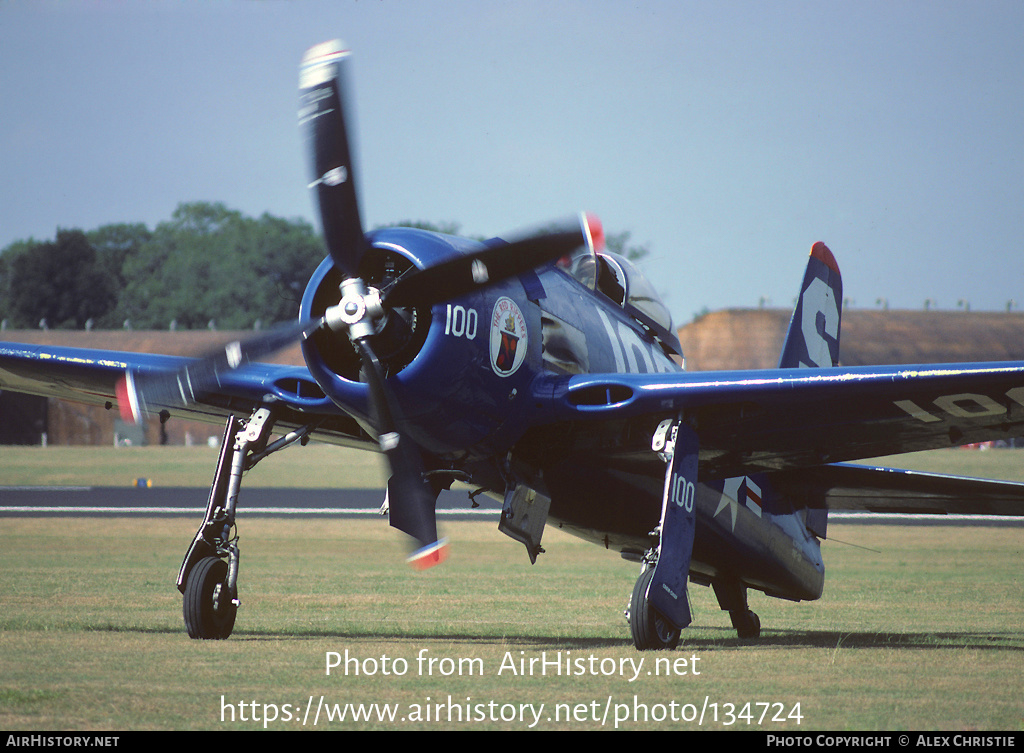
0;517;1021;731
0;444;387;488
1;446;1021;730
3;445;1024;490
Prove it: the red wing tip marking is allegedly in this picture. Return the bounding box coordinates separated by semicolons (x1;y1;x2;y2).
810;241;840;274
407;539;450;570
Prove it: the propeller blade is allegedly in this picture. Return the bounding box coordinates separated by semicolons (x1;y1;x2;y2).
383;213;601;310
300;40;366;279
116;319;319;424
356;339;448;568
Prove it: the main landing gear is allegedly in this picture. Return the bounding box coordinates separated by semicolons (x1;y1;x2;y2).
177;406;313;639
624;418;697;651
624;417;761;648
627;569;763;646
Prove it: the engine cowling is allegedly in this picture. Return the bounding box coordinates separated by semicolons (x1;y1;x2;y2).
298;227;537;458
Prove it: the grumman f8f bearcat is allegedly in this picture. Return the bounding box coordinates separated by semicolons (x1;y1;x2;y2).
3;41;1024;649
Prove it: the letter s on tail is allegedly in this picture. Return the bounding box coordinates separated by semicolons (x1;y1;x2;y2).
778;242;842;369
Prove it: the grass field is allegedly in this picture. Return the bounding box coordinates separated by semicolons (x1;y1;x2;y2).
3;444;1024;489
0;447;1022;730
0;443;387;488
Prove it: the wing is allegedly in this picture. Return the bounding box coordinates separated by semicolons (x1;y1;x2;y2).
770;462;1024;517
0;341;374;449
531;361;1024;479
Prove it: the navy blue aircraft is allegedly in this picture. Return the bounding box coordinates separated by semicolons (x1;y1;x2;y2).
3;41;1024;648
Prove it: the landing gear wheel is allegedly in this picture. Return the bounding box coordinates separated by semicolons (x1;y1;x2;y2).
183;556;237;640
629;568;680;651
730;609;760;639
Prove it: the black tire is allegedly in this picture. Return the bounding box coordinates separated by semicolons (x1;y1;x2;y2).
629;568;680;650
730;609;761;639
183;556;236;639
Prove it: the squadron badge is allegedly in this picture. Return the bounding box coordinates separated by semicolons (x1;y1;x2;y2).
490;297;528;377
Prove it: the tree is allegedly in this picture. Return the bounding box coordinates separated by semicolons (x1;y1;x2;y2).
0;230;116;328
115;202;325;329
0;208;650;331
87;223;152;327
0;239;37;325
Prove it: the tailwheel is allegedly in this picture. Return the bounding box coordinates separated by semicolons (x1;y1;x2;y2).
713;579;761;640
730;609;760;639
183;556;237;640
628;568;680;651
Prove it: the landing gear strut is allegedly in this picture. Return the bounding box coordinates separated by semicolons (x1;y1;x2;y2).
625;417;698;650
177;406;313;639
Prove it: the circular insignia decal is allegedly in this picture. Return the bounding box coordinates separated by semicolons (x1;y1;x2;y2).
489;297;528;377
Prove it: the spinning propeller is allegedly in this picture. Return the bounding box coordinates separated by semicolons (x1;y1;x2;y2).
117;40;599;568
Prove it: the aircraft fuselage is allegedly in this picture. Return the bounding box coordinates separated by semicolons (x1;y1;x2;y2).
299;227;825;605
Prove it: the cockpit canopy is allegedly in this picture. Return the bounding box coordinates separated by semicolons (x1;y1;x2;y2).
598;252;673;329
559;245;681;356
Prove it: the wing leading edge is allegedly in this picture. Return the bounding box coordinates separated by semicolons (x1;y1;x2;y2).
531;362;1024;480
0;341;373;448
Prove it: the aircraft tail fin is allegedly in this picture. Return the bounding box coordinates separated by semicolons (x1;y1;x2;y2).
778;242;842;368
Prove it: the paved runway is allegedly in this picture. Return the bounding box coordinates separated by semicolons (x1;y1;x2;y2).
1;486;1019;525
0;486;501;519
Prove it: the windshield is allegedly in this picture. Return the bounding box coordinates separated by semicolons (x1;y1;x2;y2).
557;244;597;290
597;252;674;334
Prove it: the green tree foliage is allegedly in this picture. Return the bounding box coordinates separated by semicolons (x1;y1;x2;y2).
87;222;153;300
0;205;653;330
0;203;325;330
114;202;325;329
0;230;117;329
0;239;35;325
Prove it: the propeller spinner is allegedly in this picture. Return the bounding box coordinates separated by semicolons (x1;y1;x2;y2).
117;40;599;568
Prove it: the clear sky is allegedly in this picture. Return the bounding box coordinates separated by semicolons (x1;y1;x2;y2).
2;0;1021;325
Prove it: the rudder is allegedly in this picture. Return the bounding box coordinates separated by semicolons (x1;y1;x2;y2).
778;242;842;368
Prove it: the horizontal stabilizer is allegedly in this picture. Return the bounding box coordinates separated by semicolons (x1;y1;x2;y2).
770;462;1024;517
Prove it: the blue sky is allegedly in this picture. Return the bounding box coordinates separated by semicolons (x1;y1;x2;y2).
1;0;1021;324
